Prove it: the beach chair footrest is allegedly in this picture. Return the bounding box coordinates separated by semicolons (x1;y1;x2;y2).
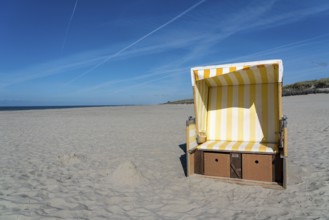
202;151;279;183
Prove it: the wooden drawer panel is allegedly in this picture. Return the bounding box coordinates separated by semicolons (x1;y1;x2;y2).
242;154;274;182
204;152;230;177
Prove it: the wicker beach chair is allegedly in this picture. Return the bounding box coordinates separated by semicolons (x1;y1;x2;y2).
186;60;288;188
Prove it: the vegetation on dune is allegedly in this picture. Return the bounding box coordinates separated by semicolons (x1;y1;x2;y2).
165;99;194;104
282;78;329;96
165;78;329;104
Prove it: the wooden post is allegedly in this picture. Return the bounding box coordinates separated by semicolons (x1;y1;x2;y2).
284;127;288;157
278;83;283;128
278;82;288;188
186;117;197;176
283;158;288;189
280;82;288;188
192;85;199;136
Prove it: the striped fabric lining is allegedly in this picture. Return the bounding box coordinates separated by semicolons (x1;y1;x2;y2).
197;141;278;153
206;84;279;143
201;64;279;87
191;60;283;86
194;80;208;134
201;64;279;86
191;60;283;154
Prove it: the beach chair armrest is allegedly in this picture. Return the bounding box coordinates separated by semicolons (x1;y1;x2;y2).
186;116;200;176
186;116;197;151
186;116;195;126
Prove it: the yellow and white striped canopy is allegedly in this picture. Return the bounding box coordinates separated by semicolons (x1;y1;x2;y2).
191;60;283;150
191;59;283;87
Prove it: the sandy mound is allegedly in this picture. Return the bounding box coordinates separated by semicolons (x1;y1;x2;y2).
109;161;145;187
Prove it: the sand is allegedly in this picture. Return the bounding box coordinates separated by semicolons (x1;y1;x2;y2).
0;94;329;219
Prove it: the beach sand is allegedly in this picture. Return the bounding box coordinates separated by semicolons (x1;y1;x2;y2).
1;94;329;219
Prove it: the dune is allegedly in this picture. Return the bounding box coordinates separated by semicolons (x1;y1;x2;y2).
0;94;329;219
108;161;145;188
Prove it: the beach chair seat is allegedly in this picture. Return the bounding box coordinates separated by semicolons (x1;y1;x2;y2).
196;141;278;154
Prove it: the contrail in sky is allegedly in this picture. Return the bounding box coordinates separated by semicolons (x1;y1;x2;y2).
61;0;78;53
68;0;207;83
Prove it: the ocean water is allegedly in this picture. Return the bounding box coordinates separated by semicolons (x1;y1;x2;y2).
0;105;119;111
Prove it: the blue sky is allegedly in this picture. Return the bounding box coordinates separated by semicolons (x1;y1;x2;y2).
0;0;329;106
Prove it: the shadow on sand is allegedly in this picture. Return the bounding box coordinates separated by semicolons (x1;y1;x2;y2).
179;143;187;177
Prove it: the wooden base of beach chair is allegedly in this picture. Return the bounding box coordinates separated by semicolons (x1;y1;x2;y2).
194;174;284;190
283;157;288;189
230;153;242;179
242;154;274;182
192;150;285;188
187;150;203;176
204;152;230;177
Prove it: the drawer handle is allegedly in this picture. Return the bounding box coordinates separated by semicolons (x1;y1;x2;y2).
215;159;218;162
255;160;259;164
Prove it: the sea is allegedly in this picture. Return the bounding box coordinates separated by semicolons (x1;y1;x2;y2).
0;105;121;111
